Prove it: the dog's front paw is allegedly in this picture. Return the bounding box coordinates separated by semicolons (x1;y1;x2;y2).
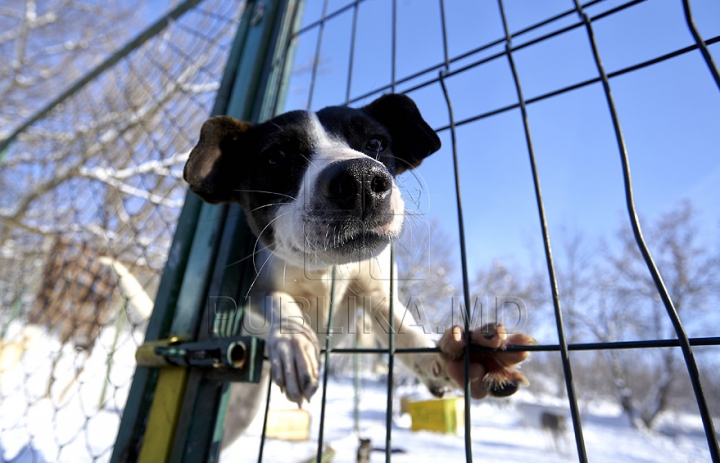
438;323;535;399
268;329;320;405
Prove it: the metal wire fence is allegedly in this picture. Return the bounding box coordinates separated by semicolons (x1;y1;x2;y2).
0;1;243;461
2;0;720;462
246;0;720;462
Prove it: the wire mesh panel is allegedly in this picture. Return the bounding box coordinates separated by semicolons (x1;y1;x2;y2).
0;1;243;461
216;1;720;462
2;0;720;462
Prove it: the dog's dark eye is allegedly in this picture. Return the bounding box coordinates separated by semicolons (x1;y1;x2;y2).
364;136;387;154
267;150;286;165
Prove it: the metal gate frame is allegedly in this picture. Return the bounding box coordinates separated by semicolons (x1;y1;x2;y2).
111;1;720;462
110;1;304;461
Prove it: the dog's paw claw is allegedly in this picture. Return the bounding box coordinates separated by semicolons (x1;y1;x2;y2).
479;323;508;342
485;369;530;397
268;330;320;403
301;373;311;389
490;380;519;397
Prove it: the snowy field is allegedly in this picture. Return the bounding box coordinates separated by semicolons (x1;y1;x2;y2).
0;323;138;463
222;376;714;463
0;325;715;462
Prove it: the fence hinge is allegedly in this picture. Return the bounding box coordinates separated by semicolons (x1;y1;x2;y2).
135;335;265;383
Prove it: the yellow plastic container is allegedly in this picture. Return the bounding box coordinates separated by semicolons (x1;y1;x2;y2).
265;409;311;441
407;397;465;434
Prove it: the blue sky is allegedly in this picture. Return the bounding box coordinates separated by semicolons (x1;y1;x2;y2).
141;0;719;275
281;0;720;275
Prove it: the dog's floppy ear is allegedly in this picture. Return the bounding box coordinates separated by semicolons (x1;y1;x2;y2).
362;93;441;175
183;115;253;204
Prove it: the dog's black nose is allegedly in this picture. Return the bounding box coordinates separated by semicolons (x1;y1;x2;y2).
318;158;393;219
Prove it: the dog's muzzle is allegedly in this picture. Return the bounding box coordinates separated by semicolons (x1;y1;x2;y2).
298;158;398;263
317;158;394;224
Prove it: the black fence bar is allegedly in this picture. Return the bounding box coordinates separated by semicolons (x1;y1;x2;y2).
384;2;399;462
256;374;273;463
497;0;589;460
316;267;338;462
344;0;361;104
681;0;720;91
437;2;474;461
288;0;717;117
295;0;365;36
432;33;720;134
439;62;476;463
344;0;644;106
325;336;720;355
436;2;475;462
573;1;720;460
306;0;330;110
384;246;396;463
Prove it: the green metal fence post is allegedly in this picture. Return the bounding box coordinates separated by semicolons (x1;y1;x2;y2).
170;2;305;460
111;0;304;462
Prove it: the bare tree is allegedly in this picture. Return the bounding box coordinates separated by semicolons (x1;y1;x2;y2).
0;0;241;409
548;202;720;428
471;259;544;336
0;0;240;304
396;218;540;333
0;1;243;460
395;217;457;331
601;201;719;428
0;0;141;138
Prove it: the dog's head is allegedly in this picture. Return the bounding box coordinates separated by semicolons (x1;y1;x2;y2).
184;93;441;267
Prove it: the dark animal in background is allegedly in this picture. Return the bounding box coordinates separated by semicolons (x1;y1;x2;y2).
356;438;371;463
541;411;567;453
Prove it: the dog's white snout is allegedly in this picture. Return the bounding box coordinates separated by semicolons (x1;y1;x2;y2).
317;158;393;219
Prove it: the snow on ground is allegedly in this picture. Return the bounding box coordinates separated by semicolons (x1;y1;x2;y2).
221;376;714;463
0;324;714;462
0;322;139;463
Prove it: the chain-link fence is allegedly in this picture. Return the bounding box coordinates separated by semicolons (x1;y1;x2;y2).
0;1;243;461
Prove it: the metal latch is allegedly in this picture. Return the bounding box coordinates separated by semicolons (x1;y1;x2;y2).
136;335;265;383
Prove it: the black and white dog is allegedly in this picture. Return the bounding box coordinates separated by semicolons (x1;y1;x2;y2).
183;94;534;441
